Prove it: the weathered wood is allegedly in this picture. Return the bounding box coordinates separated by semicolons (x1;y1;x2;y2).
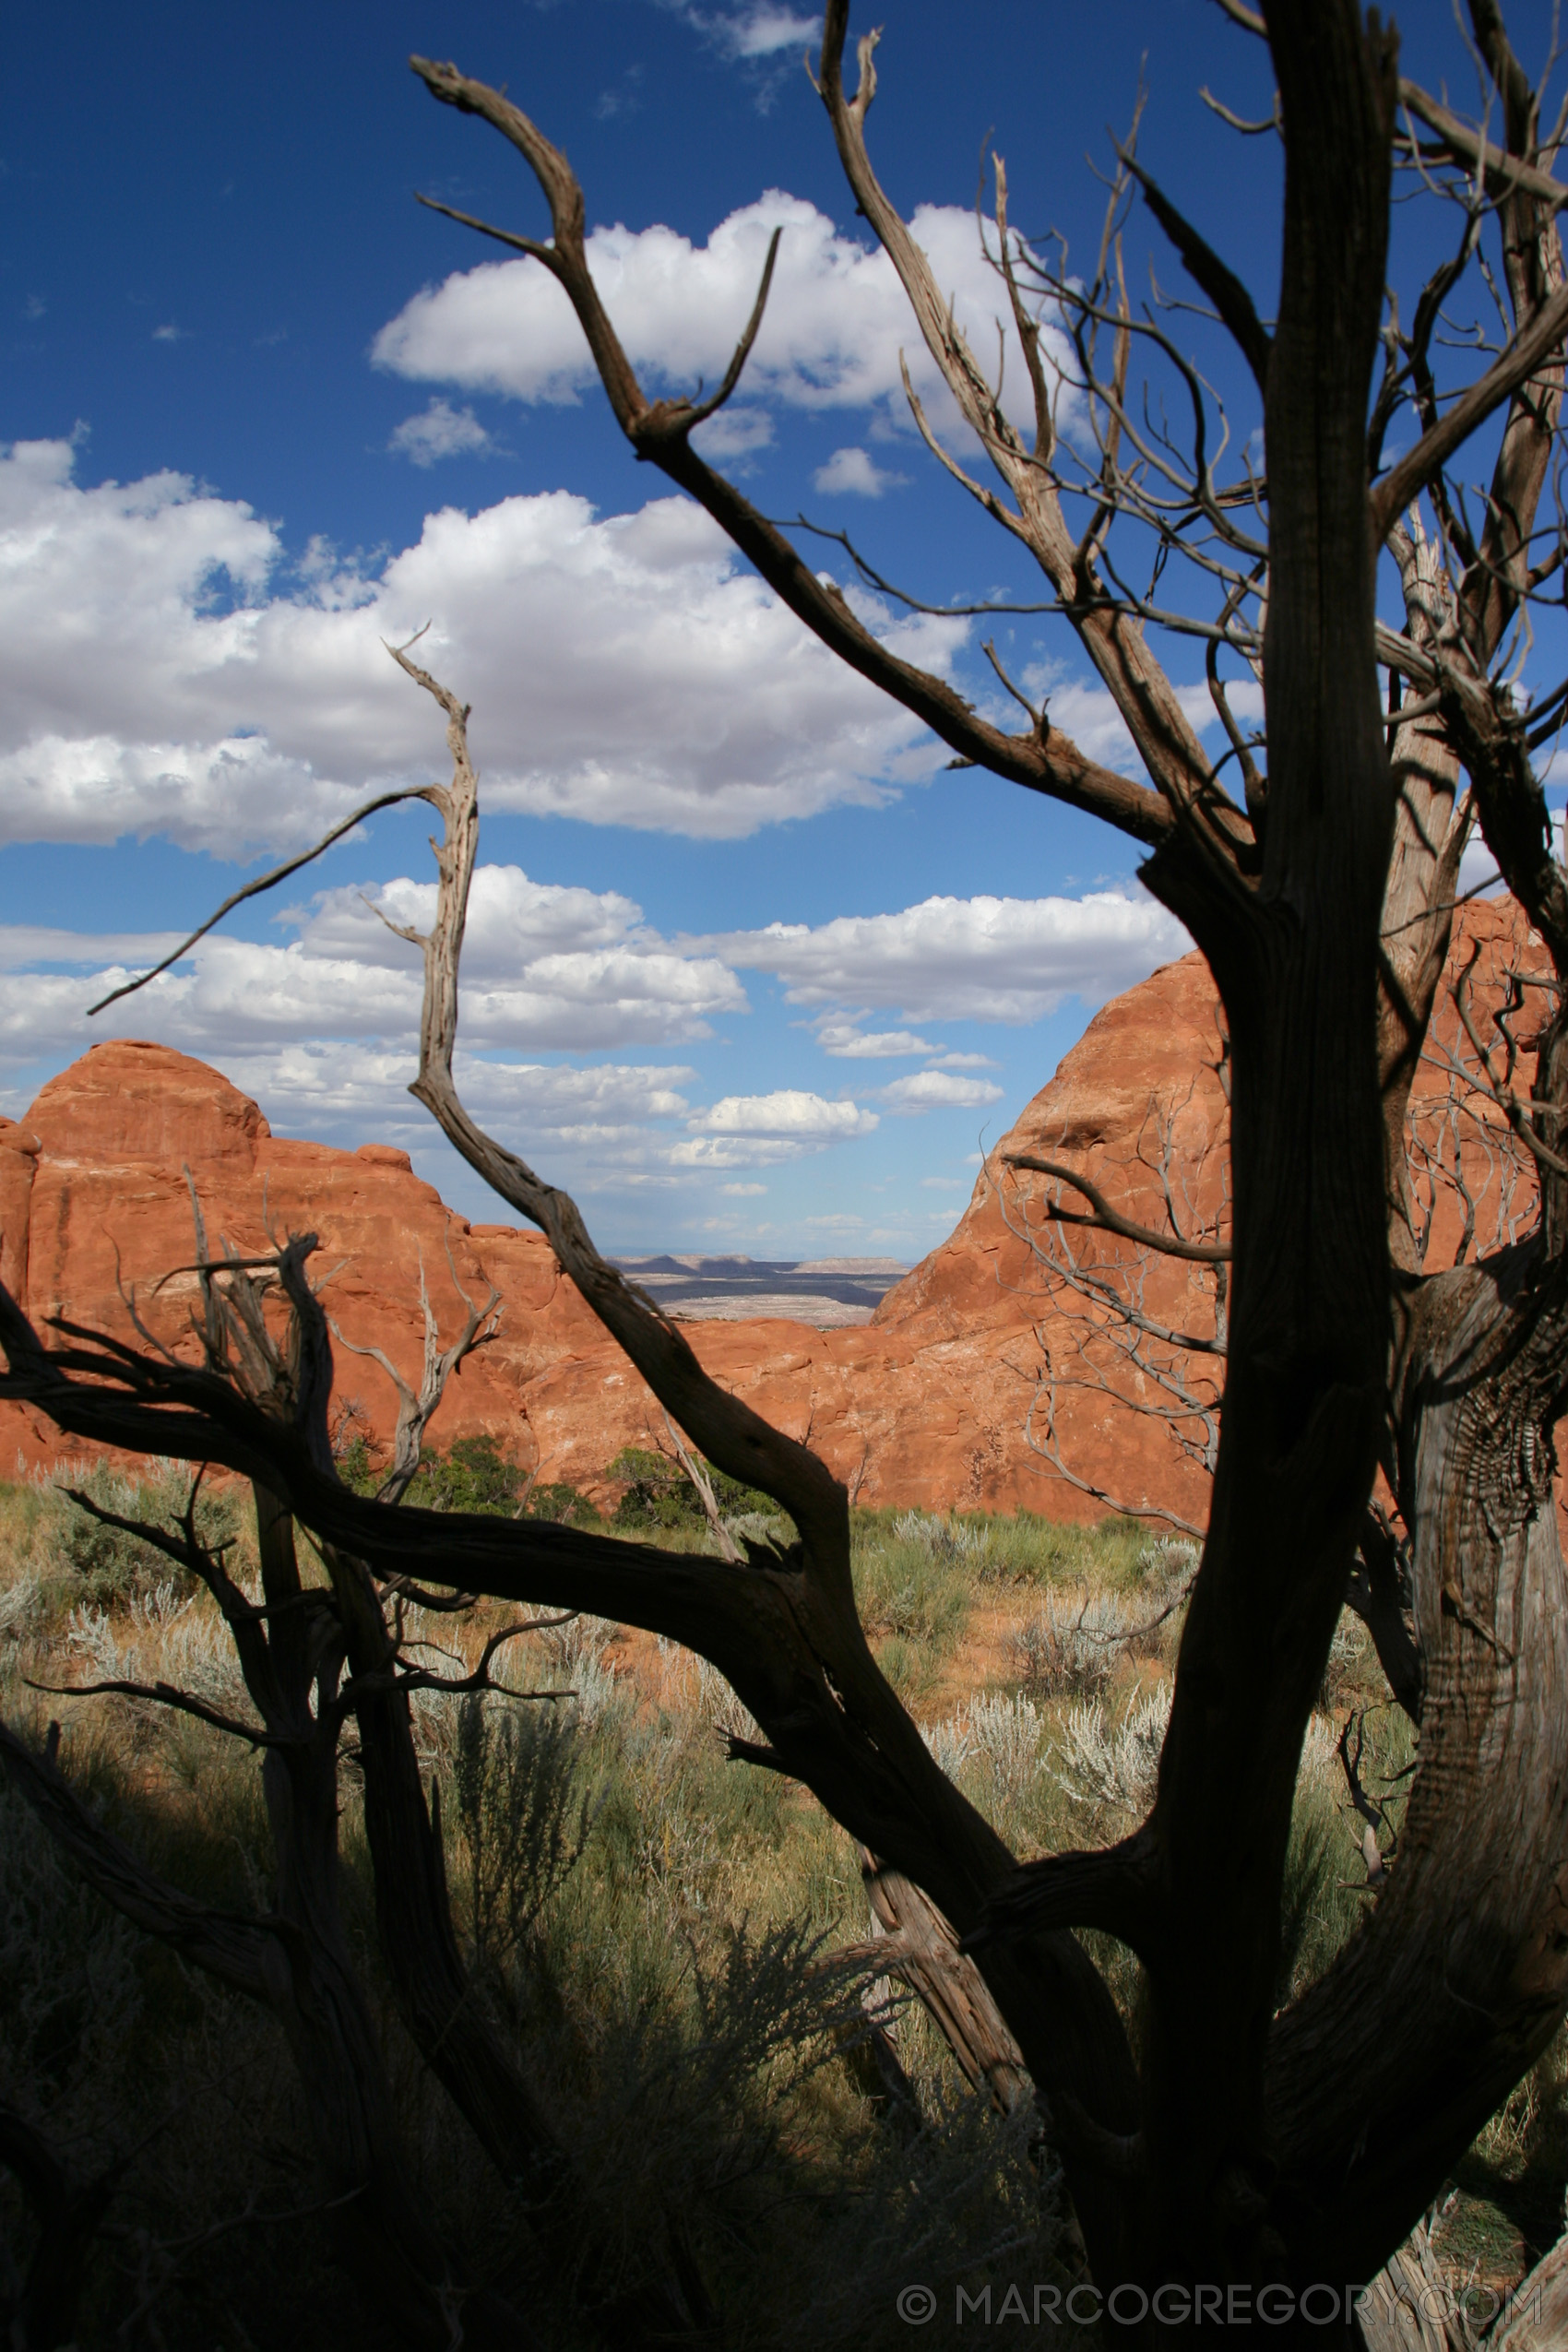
1356;2220;1456;2352
1493;2230;1568;2352
861;1852;1030;2112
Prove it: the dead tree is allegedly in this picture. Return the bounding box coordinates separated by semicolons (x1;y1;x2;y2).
0;1228;713;2348
11;0;1568;2330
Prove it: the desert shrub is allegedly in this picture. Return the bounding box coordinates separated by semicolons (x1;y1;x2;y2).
1136;1533;1201;1586
967;1692;1046;1798
57;1503;178;1604
892;1509;996;1571
410;1431;527;1514
1009;1586;1130;1700
1272;1711;1408;2010
330;1394;385;1491
1276;1805;1341;2013
693;1651;762;1744
979;1510;1156;1590
526;1477;602;1526
1051;1683;1173;1823
0;1570;43;1640
873;1632;938;1705
2;1538;1079;2346
5;1479;1539;2342
726;1506;796;1553
852;1516;974;1657
335;1432;383;1493
846;1506;1155;1592
609;1443;776;1535
399;1435;600;1525
921;1709;974;1782
1455;2022;1568;2267
610;1443;696;1531
453;1692;600;1982
1319;1605;1381;1711
536;1610;624;1726
68;1586;258;1737
922;1693;1043;1803
42;1460;239;1608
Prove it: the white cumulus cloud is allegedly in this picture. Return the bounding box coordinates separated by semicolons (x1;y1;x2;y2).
669;1087;877;1170
388;398;495;466
298;864;747;1046
704;6;820;59
1009;670;1263;783
874;1069;1004;1112
812;446;905;497
374;194;1066;446
192;1043;702;1188
704;889;1194;1025
814;1020;938;1058
0;437;962;851
0;863;747;1074
236;1044;691;1134
688;1088;877;1137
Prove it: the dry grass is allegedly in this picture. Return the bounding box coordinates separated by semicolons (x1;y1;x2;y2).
0;1463;1555;2342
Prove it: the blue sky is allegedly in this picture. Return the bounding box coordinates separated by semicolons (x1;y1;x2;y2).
2;1;1555;1256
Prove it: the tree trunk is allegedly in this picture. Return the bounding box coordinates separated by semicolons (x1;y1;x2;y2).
322;1538;710;2344
1112;0;1399;2296
247;1490;537;2351
1265;1232;1568;2282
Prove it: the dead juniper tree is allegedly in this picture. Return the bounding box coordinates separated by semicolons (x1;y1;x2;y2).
0;1223;718;2349
10;0;1568;2331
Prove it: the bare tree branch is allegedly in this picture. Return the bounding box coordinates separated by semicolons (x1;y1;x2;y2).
1371;279;1568;539
1399;77;1568;210
967;1828;1159;1958
329;1227;501;1504
409;54;1178;847
1004;1154;1233;1264
1118;147;1272;392
86;786;443;1017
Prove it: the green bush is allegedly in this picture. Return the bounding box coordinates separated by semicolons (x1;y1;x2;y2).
334;1433;383;1495
609;1443;775;1535
337;1432;600;1526
50;1463;239;1606
525;1479;602;1527
410;1433;527;1515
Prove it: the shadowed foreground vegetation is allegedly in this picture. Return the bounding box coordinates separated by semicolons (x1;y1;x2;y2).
0;1456;1559;2345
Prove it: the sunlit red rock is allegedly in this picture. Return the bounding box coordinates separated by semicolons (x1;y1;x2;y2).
0;898;1545;1529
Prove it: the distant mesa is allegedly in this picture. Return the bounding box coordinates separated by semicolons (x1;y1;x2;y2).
792;1256;909;1277
612;1251;909;1320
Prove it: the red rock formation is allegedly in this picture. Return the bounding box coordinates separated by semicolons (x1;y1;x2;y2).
0;899;1543;1525
0;1039;620;1486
